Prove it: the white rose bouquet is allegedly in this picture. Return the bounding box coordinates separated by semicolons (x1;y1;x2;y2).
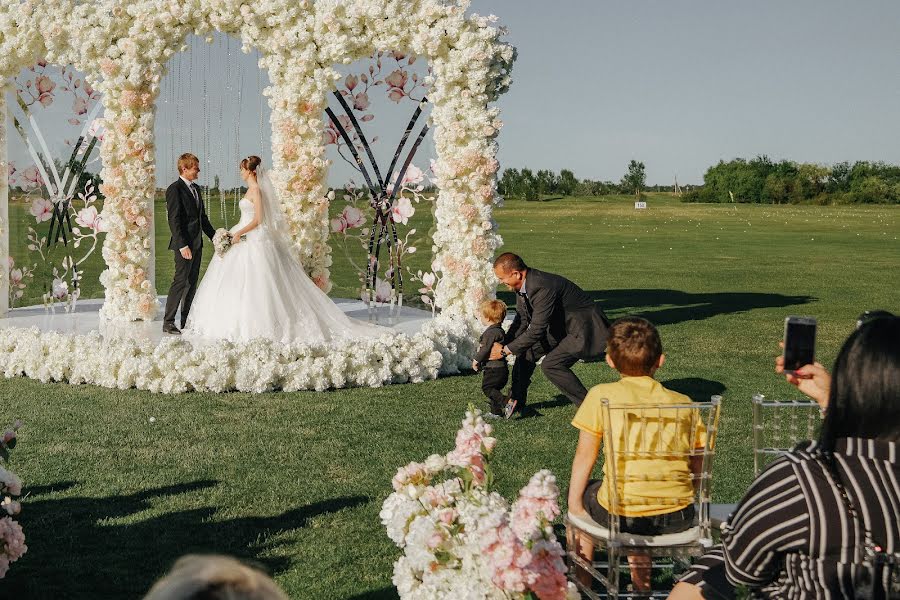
213;229;234;258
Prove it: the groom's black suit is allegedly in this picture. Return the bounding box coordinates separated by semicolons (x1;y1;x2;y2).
504;268;610;410
163;178;216;328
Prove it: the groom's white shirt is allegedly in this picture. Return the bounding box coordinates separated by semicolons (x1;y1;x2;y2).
179;176;198;252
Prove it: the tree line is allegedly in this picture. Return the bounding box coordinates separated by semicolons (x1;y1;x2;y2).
684;157;900;204
498;161;669;200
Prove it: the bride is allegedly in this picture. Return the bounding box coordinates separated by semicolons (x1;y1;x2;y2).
184;156;388;344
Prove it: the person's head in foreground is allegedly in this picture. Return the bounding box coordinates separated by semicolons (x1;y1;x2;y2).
819;312;900;452
143;554;288;600
605;316;664;377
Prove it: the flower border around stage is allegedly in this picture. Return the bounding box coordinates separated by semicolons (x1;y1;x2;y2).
0;316;477;394
0;0;515;325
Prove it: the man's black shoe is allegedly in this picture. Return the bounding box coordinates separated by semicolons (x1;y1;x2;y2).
163;324;181;335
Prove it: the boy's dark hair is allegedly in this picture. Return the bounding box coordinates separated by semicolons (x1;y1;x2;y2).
819;315;900;453
606;317;663;377
479;299;507;324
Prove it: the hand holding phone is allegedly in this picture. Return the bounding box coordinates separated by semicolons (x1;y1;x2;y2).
782;316;817;374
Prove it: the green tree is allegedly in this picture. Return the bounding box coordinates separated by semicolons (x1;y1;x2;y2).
620;160;646;199
558;169;578;196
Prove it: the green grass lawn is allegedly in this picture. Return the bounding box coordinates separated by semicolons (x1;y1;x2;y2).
2;193;898;598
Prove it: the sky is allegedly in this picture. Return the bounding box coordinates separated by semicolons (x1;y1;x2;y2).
490;0;900;184
6;1;900;188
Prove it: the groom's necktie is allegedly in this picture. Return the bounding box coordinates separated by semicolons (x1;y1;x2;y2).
190;184;200;210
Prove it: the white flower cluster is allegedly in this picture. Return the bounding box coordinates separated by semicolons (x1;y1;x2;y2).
380;408;578;599
0;0;514;321
0;315;475;393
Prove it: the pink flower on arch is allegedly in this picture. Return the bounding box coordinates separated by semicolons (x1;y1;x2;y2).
75;205;101;231
322;125;339;146
391;196;415;225
30;198;53;223
51;278;68;300
72;97;88;115
21;166;43;188
330;216;348;234
344;74;358;91
341;205;365;228
401;164;425;186
385;69;408;90
35;75;54;94
353;91;370;111
387;88;405;103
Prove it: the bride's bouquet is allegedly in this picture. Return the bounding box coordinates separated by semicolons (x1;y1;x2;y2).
213;229;233;257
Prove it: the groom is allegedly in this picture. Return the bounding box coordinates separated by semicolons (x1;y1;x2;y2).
163;153;216;335
490;252;610;415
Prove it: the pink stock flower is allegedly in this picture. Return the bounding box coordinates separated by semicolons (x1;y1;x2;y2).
75;206;101;231
353;92;369;111
391;197;415;225
29;198;52;223
0;516;27;571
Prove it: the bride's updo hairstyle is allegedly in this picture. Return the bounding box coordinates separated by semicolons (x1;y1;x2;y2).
241;155;262;176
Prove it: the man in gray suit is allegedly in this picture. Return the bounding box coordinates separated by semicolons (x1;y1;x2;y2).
162;153;216;334
490;252;610;416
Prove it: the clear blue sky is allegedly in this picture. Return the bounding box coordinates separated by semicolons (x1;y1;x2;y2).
7;1;900;188
489;0;900;184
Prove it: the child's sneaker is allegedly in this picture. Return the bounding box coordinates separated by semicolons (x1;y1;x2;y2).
503;397;518;419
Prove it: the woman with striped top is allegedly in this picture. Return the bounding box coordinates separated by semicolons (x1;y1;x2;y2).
671;314;900;599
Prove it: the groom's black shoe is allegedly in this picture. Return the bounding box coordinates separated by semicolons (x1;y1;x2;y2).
163;323;181;335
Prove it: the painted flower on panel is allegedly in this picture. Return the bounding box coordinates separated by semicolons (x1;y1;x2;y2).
391;197;415;225
29;198;52;223
75;206;101;232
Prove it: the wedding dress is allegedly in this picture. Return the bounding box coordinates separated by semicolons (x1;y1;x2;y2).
183;168;388;344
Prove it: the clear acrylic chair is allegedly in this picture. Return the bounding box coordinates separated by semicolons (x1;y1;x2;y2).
565;396;721;599
751;393;822;477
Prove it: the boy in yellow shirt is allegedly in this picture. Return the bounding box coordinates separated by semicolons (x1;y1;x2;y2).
568;317;705;590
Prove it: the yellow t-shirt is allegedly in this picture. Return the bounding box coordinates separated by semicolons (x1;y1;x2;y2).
571;376;707;517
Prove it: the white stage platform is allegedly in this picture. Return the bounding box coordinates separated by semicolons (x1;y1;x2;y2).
0;296;435;343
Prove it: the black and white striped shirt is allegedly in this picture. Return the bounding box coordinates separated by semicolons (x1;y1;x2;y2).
681;437;899;599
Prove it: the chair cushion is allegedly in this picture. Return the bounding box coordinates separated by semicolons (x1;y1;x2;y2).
567;511;701;547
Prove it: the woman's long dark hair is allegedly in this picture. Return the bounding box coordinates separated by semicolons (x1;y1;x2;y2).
819;315;900;453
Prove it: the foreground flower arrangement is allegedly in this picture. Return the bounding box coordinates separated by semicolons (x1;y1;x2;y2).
0;420;25;578
381;408;578;599
0;317;474;393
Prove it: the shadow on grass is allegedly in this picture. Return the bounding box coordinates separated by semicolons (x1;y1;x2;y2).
498;288;813;327
345;588;400;600
660;378;727;402
530;394;573;411
5;479;368;599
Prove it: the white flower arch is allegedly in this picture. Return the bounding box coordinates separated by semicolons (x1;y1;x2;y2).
0;0;514;324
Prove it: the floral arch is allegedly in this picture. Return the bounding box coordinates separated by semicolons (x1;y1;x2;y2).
0;0;515;324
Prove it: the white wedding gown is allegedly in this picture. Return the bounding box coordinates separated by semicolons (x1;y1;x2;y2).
184;197;388;344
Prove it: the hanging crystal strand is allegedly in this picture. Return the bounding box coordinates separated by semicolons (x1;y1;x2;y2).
234;37;243;218
188;37;194;157
218;33;227;226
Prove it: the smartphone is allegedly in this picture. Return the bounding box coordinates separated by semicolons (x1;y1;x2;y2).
783;316;817;373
